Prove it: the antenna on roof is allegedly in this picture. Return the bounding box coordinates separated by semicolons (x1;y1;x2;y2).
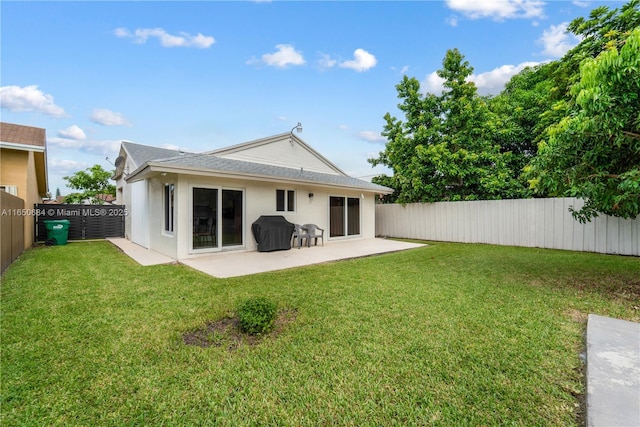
290;122;302;145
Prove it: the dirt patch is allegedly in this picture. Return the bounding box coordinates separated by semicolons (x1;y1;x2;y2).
183;308;297;351
565;275;640;309
565;308;588;324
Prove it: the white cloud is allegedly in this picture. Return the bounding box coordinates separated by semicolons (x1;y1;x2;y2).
422;61;542;96
572;1;590;7
90;108;132;127
49;158;89;174
422;72;446;95
340;49;377;72
0;85;67;117
446;0;545;21
253;44;305;68
470;61;541;94
58;125;86;140
49;138;121;155
114;27;215;49
538;22;581;58
358;130;386;144
317;53;338;70
392;65;410;75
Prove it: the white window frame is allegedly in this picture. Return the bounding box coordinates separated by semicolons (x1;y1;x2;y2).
163;183;175;234
328;195;362;239
0;185;18;196
276;189;296;212
189;184;246;254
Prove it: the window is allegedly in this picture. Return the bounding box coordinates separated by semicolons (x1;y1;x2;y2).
329;196;360;237
164;184;174;232
276;189;295;212
0;185;18;196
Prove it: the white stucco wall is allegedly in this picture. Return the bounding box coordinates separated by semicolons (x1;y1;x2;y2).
216;138;340;175
123;173;377;260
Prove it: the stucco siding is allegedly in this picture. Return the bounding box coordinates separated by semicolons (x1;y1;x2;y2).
216;138;340;175
0;149;40;248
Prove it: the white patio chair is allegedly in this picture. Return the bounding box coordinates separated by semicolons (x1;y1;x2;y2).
302;224;324;247
292;224;309;249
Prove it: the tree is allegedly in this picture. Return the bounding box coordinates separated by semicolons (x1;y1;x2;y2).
488;62;557;182
63;165;116;204
370;49;527;203
525;27;640;221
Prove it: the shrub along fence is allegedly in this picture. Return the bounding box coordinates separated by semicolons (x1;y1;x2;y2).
1;191;25;273
376;197;639;256
34;204;125;242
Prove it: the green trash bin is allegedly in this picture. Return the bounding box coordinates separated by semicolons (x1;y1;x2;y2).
43;219;70;245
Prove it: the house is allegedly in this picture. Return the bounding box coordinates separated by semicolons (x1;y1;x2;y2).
113;133;392;260
0;122;49;248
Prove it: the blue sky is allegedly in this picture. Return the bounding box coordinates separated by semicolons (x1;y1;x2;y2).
1;0;626;195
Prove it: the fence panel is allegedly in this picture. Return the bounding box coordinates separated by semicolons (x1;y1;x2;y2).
34;204;125;242
1;192;25;273
376;197;640;256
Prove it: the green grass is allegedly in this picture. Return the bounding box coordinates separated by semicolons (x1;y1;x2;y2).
1;241;638;426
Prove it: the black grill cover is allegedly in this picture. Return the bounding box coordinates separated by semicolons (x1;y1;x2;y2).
251;215;295;252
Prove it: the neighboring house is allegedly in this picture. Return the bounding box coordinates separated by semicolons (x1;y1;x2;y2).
0;122;49;248
114;133;392;260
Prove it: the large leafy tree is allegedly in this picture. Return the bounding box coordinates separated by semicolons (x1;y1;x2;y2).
370;49;526;203
64;164;116;204
526;27;640;221
488;63;557;182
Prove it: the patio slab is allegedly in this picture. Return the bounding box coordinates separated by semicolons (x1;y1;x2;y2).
107;237;175;266
586;314;640;427
180;238;425;278
107;237;423;277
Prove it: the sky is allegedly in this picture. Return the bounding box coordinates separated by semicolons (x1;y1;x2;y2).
0;0;627;196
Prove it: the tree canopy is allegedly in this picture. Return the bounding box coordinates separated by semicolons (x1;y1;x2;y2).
63;165;116;204
369;49;527;203
526;27;640;221
372;0;639;221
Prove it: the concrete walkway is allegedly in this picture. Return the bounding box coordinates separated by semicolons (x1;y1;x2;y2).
107;237;424;277
107;238;175;266
586;314;640;427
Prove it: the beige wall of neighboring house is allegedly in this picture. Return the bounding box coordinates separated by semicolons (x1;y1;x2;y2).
0;122;49;249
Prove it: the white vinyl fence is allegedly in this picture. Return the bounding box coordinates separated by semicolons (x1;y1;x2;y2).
376;197;640;256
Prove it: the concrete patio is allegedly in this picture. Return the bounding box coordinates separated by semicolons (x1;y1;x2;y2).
107;237;425;278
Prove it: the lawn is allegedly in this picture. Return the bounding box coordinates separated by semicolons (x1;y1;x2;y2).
1;241;638;426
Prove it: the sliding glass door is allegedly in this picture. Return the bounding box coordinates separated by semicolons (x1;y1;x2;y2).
221;189;243;247
192;187;243;251
192;188;218;250
329;196;360;238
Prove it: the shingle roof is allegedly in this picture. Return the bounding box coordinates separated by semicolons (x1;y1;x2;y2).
154;153;391;193
122;141;193;167
0;122;46;147
123;140;391;193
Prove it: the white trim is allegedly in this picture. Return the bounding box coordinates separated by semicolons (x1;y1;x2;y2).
206;133;346;176
275;188;296;213
328;194;362;240
189;184;246;254
0;141;46;152
189;185;220;254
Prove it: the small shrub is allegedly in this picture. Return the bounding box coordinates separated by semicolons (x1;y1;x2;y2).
236;297;277;335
